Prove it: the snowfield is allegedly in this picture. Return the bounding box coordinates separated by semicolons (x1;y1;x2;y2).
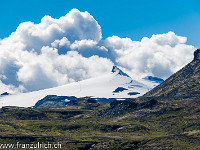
0;66;161;107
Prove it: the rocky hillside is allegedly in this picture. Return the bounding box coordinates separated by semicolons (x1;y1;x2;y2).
143;49;200;98
96;49;200;117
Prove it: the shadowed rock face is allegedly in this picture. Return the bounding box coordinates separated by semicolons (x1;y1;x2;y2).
111;66;130;77
143;48;200;98
194;49;200;61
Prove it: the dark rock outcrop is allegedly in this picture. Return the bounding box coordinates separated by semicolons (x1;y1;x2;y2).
96;98;157;117
65;97;101;110
34;95;77;108
194;49;200;61
1;92;10;96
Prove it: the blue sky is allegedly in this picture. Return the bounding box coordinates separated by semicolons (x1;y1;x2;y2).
0;0;200;47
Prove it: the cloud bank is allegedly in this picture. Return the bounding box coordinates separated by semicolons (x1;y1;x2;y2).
104;32;194;78
0;9;195;93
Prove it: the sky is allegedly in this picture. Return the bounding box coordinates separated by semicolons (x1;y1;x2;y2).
0;0;200;47
0;0;199;93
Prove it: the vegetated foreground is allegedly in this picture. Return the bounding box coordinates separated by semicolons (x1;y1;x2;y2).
0;96;199;150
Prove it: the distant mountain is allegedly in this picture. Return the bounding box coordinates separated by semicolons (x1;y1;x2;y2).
0;66;161;107
144;49;200;98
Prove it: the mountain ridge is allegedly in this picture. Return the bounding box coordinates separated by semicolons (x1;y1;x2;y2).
143;48;200;98
0;65;158;107
98;48;200;117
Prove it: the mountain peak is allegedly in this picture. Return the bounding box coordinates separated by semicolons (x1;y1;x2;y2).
111;66;130;77
194;49;200;61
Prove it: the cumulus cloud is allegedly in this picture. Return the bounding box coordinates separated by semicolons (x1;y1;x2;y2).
0;9;112;92
104;32;195;79
0;80;24;94
70;39;108;57
16;47;113;91
10;9;102;53
0;9;196;93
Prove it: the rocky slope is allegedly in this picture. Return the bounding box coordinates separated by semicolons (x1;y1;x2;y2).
97;49;200;117
143;49;200;98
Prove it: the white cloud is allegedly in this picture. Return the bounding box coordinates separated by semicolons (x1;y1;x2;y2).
0;9;111;92
105;32;195;79
0;80;24;94
51;37;71;48
70;39;108;57
149;31;187;47
0;9;196;93
9;9;102;53
13;45;113;92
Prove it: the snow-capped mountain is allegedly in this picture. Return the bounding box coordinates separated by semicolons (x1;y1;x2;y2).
0;66;163;107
